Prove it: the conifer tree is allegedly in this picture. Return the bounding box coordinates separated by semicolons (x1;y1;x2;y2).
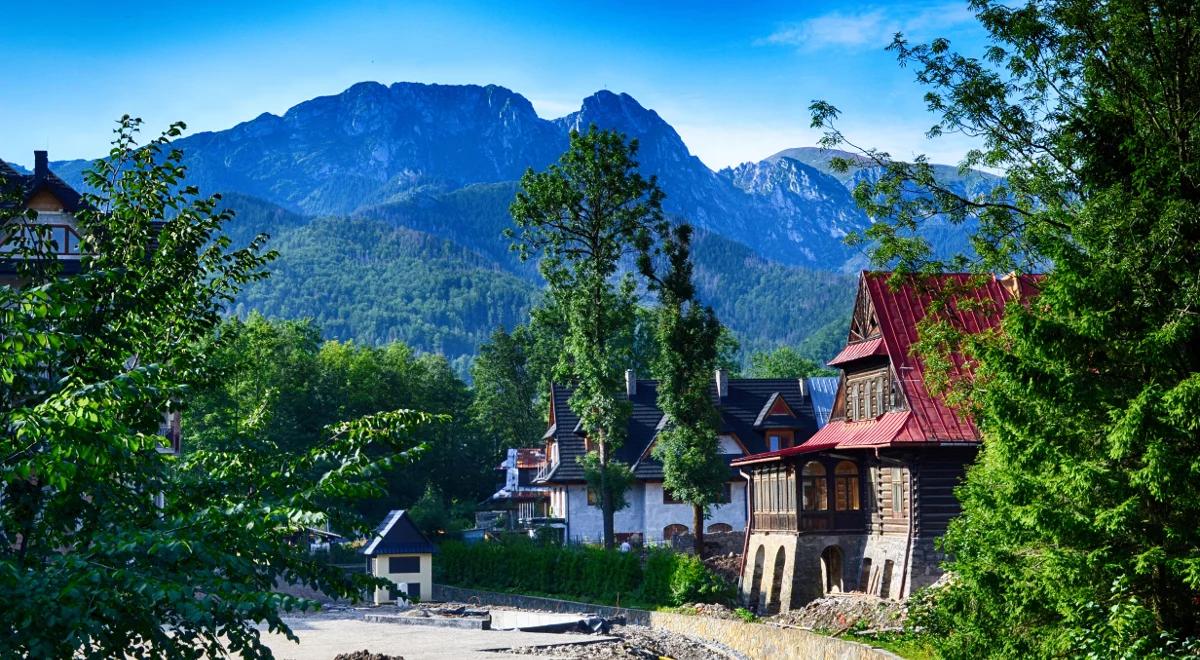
643;224;727;555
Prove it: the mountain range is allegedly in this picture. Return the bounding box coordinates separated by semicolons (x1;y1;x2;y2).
41;81;992;368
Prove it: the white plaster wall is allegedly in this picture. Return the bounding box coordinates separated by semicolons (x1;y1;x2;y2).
564;481;748;544
566;483;646;543
641;481;748;544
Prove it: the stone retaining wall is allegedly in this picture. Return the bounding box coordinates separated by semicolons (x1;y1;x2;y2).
649;611;901;660
432;584;899;659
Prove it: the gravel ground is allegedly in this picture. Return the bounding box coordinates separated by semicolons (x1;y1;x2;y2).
501;624;732;659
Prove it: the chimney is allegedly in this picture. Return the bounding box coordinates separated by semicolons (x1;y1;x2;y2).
715;368;729;399
625;369;637;398
33;151;48;179
799;377;808;398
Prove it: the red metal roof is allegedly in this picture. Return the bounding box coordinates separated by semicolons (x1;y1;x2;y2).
732;412;911;466
735;271;1042;465
865;272;1041;445
827;337;886;366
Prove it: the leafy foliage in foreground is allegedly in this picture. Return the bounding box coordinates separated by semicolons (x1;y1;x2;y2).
0;120;438;658
436;539;735;607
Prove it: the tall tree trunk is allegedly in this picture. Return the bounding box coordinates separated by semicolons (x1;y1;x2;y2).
693;504;705;556
600;435;615;549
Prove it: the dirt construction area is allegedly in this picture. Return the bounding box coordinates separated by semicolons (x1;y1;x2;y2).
257;604;736;660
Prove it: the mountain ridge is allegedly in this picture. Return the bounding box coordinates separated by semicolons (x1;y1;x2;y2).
42;81;988;272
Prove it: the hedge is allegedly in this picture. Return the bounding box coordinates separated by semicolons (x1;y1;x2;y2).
434;538;735;607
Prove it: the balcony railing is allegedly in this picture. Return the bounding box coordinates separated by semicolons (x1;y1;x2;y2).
534;459;557;482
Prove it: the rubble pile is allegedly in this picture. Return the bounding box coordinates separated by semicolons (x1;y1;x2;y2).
772;592;907;634
505;624;729;659
332;651;405;660
701;553;742;585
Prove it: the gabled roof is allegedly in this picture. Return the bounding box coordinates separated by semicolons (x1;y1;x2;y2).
738;271;1041;465
362;509;437;556
753;392;796;427
539;377;821;483
0;156;85;213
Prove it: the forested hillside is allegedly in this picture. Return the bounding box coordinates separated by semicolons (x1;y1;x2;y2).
218;192;854;370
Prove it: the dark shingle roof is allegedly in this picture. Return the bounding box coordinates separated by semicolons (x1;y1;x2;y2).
540;377;822;484
0;157;85;213
362;509;437;556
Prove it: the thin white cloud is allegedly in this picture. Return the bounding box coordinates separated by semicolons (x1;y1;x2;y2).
763;3;976;52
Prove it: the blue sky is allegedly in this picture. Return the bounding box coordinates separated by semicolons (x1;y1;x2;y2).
2;1;989;170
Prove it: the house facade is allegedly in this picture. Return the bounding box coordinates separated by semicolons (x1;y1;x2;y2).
534;371;837;545
0;151;86;286
733;271;1040;613
486;447;552;528
1;151;182;455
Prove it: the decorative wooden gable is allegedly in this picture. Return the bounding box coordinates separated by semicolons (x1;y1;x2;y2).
848;278;882;343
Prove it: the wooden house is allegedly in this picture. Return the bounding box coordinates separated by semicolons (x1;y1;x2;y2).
732;271;1040;613
0;151;181;455
0;151;86;286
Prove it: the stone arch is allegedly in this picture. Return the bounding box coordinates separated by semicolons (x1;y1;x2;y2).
662;524;688;541
821;545;844;594
747;545;766;610
766;546;788;614
707;522;732;533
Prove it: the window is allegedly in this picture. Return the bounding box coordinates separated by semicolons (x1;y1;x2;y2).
663;487;683;504
834;461;860;511
718;482;732;504
663;524;688;540
868;380;878;418
890;467;904;515
856;382;865;420
707;522;733;533
388;556;421;574
406;582;421;598
846;384;856;422
768;434;781;451
801;462;828;511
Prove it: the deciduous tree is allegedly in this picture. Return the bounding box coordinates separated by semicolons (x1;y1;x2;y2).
0;119;440;658
746;346;829;378
508;126;666;548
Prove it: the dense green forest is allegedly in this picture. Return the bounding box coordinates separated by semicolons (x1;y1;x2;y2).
217;190;855;374
186;314;492;525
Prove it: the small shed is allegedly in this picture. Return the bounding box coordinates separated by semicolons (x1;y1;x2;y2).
362;509;437;604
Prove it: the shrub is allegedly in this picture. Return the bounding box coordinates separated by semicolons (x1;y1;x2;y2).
668;553;737;606
435;538;735;608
